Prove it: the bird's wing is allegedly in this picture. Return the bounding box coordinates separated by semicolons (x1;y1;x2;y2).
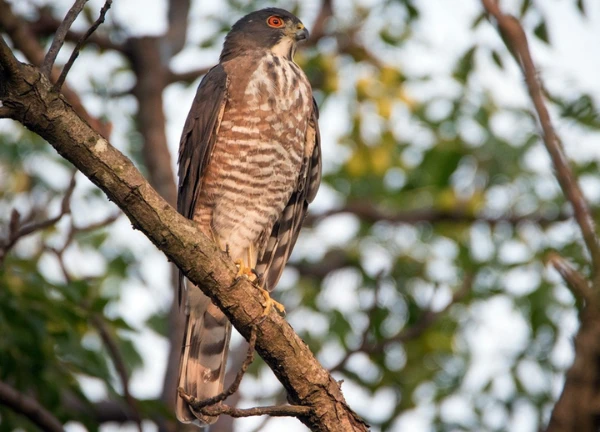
257;98;322;291
177;65;228;302
177;65;228;219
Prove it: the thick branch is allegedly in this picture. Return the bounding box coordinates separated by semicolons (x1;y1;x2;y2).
0;380;64;432
0;35;367;432
126;36;177;207
165;0;191;56
166;67;211;85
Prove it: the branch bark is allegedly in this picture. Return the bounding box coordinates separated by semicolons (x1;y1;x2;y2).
0;35;368;432
41;0;88;77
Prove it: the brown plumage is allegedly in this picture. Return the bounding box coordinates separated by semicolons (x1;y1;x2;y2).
175;8;321;426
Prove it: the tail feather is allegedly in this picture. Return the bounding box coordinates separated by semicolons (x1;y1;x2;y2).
176;288;231;425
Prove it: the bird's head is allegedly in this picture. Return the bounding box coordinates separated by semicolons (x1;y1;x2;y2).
220;8;309;62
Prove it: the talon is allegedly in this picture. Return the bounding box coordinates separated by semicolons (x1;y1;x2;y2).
260;288;286;317
235;259;257;282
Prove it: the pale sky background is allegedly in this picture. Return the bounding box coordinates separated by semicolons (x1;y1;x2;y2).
4;0;600;431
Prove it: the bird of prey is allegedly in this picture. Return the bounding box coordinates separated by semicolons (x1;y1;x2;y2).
175;8;321;425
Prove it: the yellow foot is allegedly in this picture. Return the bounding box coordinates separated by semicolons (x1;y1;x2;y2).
235;259;257;282
260;288;286;317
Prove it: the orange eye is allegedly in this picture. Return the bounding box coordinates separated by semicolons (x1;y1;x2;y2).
267;16;285;28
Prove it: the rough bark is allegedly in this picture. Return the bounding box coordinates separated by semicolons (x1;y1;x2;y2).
0;38;368;432
546;306;600;432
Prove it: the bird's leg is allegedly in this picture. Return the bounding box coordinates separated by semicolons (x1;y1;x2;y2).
259;289;286;317
234;249;285;317
234;259;257;282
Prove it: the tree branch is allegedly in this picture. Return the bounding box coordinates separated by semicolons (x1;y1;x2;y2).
200;403;312;419
0;379;64;432
481;0;600;283
41;0;88;78
0;34;368;432
165;0;191;56
479;3;600;431
547;252;595;304
305;201;572;228
90;314;143;432
166;67;211;85
30;10;123;52
0;0;111;137
310;0;333;42
53;0;113;92
0;173;76;265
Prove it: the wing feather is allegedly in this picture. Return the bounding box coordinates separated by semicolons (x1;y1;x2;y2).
177;65;228;301
177;65;228;219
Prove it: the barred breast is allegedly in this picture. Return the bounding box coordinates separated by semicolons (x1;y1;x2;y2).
194;52;312;263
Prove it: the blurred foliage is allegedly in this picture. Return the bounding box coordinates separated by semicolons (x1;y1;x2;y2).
1;0;599;431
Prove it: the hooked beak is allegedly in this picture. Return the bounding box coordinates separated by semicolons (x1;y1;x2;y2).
295;26;309;42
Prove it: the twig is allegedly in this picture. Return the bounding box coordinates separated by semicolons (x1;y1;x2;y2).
391;272;473;345
41;0;88;78
30;9;123;52
547;252;595;304
200;403;311;418
0;0;111;136
481;0;600;284
0;379;64;432
330;273;385;373
53;0;113;92
42;207;136;430
0;173;76;265
18;174;76;237
332;273;474;372
90;314;143;432
0;34;21;78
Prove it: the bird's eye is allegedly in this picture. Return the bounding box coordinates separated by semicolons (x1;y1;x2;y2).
267;16;285;28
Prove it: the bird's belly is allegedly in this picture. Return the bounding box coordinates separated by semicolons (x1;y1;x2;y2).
196;53;312;260
208;142;301;259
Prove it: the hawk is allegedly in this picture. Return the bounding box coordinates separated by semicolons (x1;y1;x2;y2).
175;8;321;425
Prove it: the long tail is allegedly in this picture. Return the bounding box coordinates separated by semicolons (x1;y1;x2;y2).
176;287;231;425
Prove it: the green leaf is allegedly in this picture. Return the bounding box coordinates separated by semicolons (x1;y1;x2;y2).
533;20;549;44
453;47;476;84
